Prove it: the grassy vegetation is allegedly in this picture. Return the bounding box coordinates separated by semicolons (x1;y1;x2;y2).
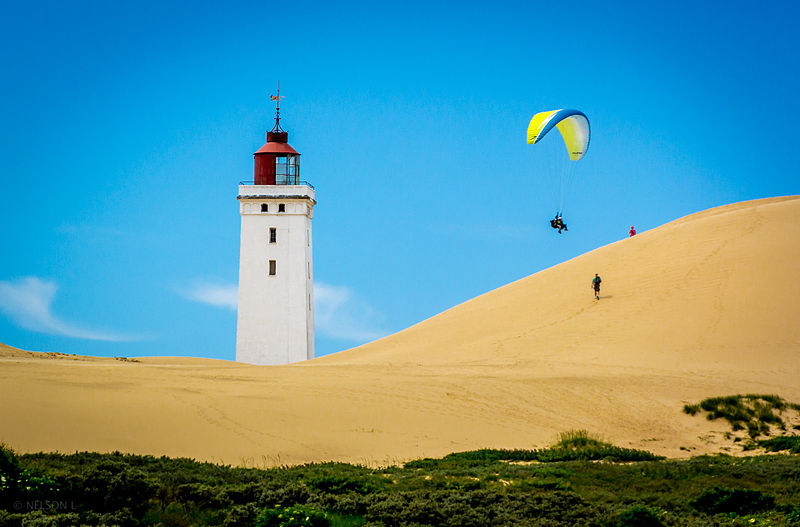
683;394;800;439
405;430;663;469
757;436;800;454
2;433;800;526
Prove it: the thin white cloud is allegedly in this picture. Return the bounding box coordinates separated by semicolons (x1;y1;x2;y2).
0;277;138;341
179;282;238;310
314;282;387;343
181;280;387;343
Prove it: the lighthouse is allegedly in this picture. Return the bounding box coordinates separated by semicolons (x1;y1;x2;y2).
236;91;315;365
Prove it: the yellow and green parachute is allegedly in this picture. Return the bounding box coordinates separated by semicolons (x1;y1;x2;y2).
527;109;590;217
527;109;590;160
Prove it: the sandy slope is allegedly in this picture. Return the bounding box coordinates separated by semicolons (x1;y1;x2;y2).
1;196;799;466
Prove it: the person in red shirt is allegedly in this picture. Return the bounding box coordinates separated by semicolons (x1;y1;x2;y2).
629;226;636;237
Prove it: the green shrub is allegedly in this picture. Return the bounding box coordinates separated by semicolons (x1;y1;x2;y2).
80;508;140;527
0;510;19;527
255;504;330;527
0;445;61;512
325;513;365;527
259;482;313;508
7;443;800;527
617;505;664;527
788;504;800;524
6;510;80;527
363;489;597;527
536;444;662;462
757;435;800;454
0;445;20;486
176;482;231;508
222;504;261;527
76;464;154;516
308;475;378;495
363;491;444;526
689;486;775;515
222;483;263;505
403;433;662;469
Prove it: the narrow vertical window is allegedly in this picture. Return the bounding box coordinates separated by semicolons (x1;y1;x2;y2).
278;203;286;212
269;228;277;243
307;261;310;279
308;294;311;310
269;260;276;276
261;203;268;212
307;229;310;247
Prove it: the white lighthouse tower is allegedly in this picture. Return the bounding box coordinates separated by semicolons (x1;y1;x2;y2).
236;91;315;365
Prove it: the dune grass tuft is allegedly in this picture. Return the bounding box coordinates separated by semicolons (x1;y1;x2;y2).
682;394;800;439
757;435;800;454
554;429;604;449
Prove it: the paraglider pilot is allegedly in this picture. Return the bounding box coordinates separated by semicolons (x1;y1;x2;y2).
550;213;567;234
528;109;588;237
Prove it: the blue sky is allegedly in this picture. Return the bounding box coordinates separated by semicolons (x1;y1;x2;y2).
1;1;798;359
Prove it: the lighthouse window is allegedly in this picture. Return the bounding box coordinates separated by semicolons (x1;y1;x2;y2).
275;156;299;184
276;156;287;178
268;260;276;276
278;204;286;213
261;203;268;212
269;228;277;243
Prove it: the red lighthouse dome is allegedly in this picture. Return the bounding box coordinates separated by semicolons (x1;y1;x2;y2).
254;89;300;185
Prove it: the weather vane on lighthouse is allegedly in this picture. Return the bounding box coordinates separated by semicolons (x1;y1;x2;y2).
269;82;285;133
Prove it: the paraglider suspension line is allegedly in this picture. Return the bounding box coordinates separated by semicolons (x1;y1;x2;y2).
558;161;577;216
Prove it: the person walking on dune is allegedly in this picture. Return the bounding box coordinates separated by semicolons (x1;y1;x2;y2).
592;273;602;300
629;226;636;237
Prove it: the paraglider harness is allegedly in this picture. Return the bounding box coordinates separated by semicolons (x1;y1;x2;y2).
550;214;567;233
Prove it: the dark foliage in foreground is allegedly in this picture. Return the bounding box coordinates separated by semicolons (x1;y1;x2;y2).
616;505;665;527
689;486;776;516
2;443;800;526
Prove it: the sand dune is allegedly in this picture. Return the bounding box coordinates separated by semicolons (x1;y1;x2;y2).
2;196;799;465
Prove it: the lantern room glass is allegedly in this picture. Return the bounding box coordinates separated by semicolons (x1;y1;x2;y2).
275;155;299;185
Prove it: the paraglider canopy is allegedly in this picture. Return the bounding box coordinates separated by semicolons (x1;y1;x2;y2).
526;108;591;229
527;109;590;161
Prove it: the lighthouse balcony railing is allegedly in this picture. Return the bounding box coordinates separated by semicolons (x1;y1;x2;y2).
239;179;314;189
